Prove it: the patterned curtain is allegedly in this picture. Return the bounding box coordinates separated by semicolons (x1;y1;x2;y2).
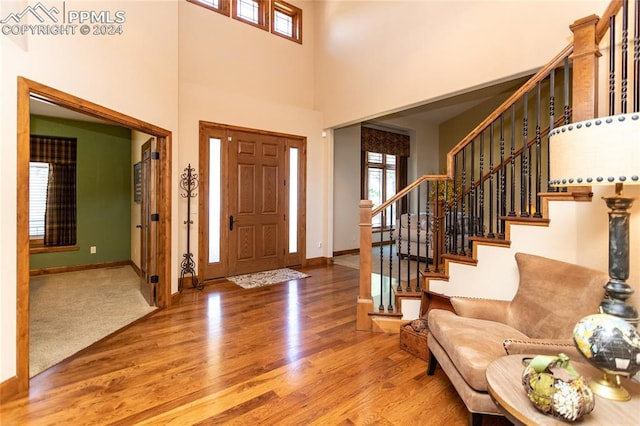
30;135;77;246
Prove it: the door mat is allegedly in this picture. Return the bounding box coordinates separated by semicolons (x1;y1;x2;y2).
227;268;310;289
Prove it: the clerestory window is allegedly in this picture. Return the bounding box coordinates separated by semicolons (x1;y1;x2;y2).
188;0;230;16
233;0;268;31
271;0;302;43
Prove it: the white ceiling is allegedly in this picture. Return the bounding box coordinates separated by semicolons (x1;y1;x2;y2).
30;97;113;125
367;75;531;126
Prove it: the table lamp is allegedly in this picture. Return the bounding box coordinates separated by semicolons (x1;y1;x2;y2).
549;113;640;401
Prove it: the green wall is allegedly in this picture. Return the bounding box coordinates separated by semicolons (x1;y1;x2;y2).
30;115;132;269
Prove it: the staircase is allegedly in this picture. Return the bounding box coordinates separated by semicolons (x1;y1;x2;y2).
357;0;634;332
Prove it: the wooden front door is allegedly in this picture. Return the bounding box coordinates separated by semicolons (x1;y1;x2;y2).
139;138;156;305
198;122;306;282
228;130;285;275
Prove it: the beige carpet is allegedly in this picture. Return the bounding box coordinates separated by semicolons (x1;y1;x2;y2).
29;265;157;377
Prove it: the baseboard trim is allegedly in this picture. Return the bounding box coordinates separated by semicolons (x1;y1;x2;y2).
304;257;330;266
29;260;133;276
171;291;181;305
333;248;359;257
0;375;21;402
130;261;142;277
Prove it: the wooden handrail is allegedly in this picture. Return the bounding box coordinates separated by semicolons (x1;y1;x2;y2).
372;174;450;216
448;45;573;160
596;1;622;43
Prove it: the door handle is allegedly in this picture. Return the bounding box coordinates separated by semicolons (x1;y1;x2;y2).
229;215;234;231
136;224;142;229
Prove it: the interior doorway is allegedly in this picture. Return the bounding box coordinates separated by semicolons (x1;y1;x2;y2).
15;77;172;393
198;121;306;281
139;137;157;305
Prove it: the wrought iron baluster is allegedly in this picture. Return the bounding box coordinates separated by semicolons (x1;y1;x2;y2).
534;82;542;218
405;193;411;292
622;1;629;113
548;68;556;192
378;219;384;312
425;184;431;273
499;114;506;238
433;180;441;273
388;203;394;312
470;138;475;252
488;123;495;238
634;0;639;112
396;198;402;292
610;14;617;115
509;105;517;216
564;57;571;124
460;148;467;255
415;187;421;292
521;93;530;217
453;156;460;254
478;132;485;238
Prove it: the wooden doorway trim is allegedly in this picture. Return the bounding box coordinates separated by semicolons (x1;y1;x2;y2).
12;77;172;396
197;121;307;282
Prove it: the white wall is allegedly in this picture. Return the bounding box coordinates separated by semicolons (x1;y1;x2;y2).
333;124;361;252
314;0;610;129
1;0;179;382
177;0;327;264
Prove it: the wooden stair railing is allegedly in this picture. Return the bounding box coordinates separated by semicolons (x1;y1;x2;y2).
357;0;627;331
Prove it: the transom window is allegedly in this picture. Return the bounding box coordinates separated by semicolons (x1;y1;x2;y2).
233;0;268;31
189;0;302;43
187;0;230;16
271;0;302;43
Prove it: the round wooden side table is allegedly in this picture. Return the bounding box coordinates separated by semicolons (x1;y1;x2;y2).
486;355;640;425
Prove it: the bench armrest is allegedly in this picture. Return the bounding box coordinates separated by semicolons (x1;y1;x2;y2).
450;297;510;323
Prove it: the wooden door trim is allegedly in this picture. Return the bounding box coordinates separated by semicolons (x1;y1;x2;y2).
13;76;172;396
198;121;307;281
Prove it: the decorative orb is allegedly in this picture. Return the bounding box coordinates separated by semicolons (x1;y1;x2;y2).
573;313;640;376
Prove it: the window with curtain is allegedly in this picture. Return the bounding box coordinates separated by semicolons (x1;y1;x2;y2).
30;135;77;247
361;126;409;229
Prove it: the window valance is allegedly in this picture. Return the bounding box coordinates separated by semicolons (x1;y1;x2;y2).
361;126;410;157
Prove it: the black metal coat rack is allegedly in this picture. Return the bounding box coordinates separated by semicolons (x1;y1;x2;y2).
179;163;203;291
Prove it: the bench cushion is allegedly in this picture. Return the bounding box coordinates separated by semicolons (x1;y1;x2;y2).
428;309;528;391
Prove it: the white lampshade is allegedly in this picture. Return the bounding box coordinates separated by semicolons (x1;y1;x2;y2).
549;113;640;187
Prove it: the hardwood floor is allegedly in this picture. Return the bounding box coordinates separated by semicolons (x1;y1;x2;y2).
1;264;510;425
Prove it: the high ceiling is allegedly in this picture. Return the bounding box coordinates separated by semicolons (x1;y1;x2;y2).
367;75;531;126
29;74;532;130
